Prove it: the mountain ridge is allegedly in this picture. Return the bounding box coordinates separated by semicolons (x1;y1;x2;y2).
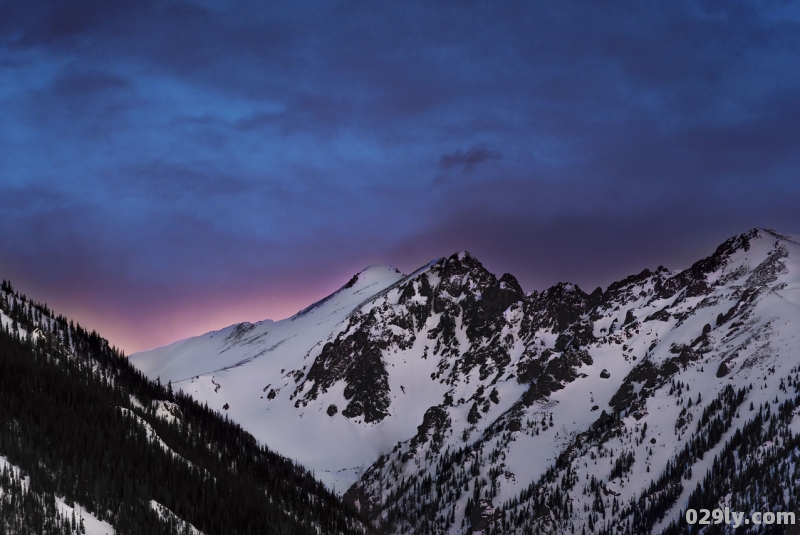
131;227;800;534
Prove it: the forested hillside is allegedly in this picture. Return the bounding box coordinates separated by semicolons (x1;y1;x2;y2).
0;280;365;535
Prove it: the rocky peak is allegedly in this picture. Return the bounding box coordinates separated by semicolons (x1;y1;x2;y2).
527;282;589;333
652;229;772;300
603;267;668;301
435;250;488;283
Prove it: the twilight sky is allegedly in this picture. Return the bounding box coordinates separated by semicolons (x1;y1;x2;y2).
2;1;799;353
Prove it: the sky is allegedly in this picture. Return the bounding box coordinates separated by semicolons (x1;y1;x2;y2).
2;1;799;354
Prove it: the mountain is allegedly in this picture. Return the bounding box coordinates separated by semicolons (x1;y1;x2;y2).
131;228;800;534
0;281;366;534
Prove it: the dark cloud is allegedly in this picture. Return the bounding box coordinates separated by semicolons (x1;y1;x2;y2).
389;176;800;295
108;161;255;200
439;146;501;173
2;2;126;47
2;0;800;352
50;69;130;97
235;112;280;131
45;68;136;120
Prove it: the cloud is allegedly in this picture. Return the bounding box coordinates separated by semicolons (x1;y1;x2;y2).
3;0;800;354
108;161;255;200
439;146;501;173
388;174;800;297
50;68;130;97
235;112;280;131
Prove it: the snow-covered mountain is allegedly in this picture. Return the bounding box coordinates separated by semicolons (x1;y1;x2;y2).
132;228;800;534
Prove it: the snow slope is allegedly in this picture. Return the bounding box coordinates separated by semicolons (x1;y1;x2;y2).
132;264;408;489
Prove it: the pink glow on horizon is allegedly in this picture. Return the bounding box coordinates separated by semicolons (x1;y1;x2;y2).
93;283;344;354
5;270;359;355
93;297;305;354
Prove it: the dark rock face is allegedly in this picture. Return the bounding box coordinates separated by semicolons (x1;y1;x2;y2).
340;350;391;423
408;406;451;456
529;282;589;333
301;323;392;423
608;359;679;413
461;271;524;342
716;360;732;378
298;251;528;424
655;228;761;300
470;499;498;532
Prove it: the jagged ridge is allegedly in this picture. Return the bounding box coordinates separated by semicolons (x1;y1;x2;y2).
132;228;800;534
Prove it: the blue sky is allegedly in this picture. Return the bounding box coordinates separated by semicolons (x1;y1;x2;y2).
2;0;799;352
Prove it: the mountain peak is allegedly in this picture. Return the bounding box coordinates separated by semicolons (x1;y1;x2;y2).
714;227;762;256
440;249;480;266
343;265;403;289
711;227;798;260
293;265;404;319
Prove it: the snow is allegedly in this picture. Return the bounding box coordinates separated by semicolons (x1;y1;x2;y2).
0;455;28;491
151;500;204;535
155;400;182;424
118;407;195;469
131;264;409;490
1;455;115;535
129;394;145;410
55;496;116;535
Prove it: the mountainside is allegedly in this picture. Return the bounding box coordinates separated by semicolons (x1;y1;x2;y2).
0;281;366;534
132;228;800;534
